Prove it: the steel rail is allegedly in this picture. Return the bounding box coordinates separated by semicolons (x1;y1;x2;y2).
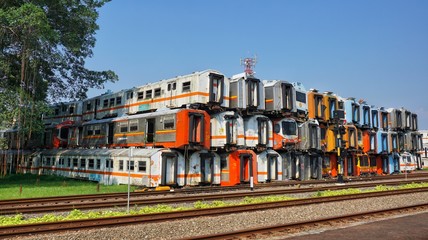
184;203;428;240
1;179;427;215
0;187;427;238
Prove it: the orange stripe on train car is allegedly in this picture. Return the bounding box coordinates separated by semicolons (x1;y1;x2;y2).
83;135;105;139
265;99;273;103
113;131;145;137
156;130;176;134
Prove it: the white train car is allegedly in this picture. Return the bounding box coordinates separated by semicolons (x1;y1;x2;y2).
262;80;296;114
187;150;221;186
43;101;83;125
127;70;229;113
256;149;283;182
292;82;308;118
37;148;186;187
230;72;265;112
399;152;417;172
243;115;273;151
82;88;135;121
210;111;245;150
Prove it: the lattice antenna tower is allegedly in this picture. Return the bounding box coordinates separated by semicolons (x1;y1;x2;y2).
240;56;257;75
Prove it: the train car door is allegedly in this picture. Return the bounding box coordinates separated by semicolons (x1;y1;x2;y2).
282;83;294;111
167;81;177;108
161;153;178;185
225;114;238;145
239;153;253;182
266;153;278;181
247;78;260;108
257;117;269;146
125;90;134;114
107;123;114;145
146;118;156;143
200;153;214;184
189;113;204;145
209;73;224;105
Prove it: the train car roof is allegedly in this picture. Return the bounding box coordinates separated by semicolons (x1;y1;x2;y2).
40;148;172;158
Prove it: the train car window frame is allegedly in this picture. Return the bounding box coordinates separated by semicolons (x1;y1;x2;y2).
73;158;78;168
129;160;135;171
163;118;175;129
182;81;191;92
95;98;100;106
129;120;138;132
154;88;161;97
86;102;92;111
103;99;108;108
138;161;146;172
119;160;124;171
62;105;67;112
119;122;128;133
109;98;115;107
296;91;306;104
145;90;152;99
116;97;122;105
126;91;134;100
80;159;86;169
137;91;144;100
96;159;101;169
69;106;74;114
88;159;95;169
68;158;72;167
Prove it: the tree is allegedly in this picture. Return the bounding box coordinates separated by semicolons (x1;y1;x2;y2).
0;1;117;174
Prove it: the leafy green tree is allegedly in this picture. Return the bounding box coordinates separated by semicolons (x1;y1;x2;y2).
0;1;117;173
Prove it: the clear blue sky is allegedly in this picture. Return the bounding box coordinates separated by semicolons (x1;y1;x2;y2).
86;0;428;129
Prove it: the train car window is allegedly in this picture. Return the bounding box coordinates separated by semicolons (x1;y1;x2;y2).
87;129;94;135
116;97;122;105
129;161;135;171
109;98;115;107
94;129;101;135
80;159;86;168
296;92;306;104
145;90;152;99
138;161;146;172
62;105;67;112
119;122;128;133
173;82;176;90
73;158;78;167
96;159;101;169
103;99;108;108
182;81;191;92
55;108;59;115
69;106;74;114
45;157;50;166
163;119;175;129
137;91;144;99
119;160;124;171
126;91;133;100
88;159;94;169
68;158;72;167
95;98;100;106
154;88;161;97
129;120;138;131
108;159;113;169
282;121;297;136
86;102;91;111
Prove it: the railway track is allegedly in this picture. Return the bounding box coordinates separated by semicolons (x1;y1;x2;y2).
0;180;428;215
1;179;427;215
0;187;427;238
185;203;428;239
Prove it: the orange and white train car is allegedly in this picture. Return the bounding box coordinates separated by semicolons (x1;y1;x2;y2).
256;149;283;182
187;150;221;186
220;149;258;186
34;148;186;187
210;111;245;150
243;115;273;151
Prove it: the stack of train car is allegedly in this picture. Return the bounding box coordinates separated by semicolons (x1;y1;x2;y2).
0;66;424;187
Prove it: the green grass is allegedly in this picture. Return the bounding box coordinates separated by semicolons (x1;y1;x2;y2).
0;174;135;200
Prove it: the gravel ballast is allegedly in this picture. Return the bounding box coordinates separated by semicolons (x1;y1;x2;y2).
14;191;428;240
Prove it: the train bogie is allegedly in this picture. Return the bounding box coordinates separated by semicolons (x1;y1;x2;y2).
256;149;283;182
230;73;265;112
220;150;257;186
262;80;296;114
210;111;245;150
243;115;273;151
187;150;221;186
